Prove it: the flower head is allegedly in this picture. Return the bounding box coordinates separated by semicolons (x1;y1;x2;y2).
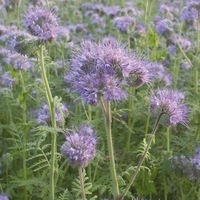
65;37;129;105
173;147;200;181
155;19;174;38
35;103;68;126
66;37;171;104
1;71;16;87
24;6;58;42
61;124;97;168
113;16;135;33
150;89;188;126
0;194;9;200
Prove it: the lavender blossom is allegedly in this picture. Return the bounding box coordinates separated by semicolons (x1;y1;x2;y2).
155;19;174;38
24;6;58;43
159;2;179;20
11;53;32;70
180;6;198;28
66;37;171;104
113;16;135;33
65;37;129;105
61;124;97;168
1;72;16;87
103;5;120;17
147;62;172;86
0;194;9;200
36;103;68;126
150;89;188;126
167;45;177;57
173;147;200;181
0;48;33;70
134;23;147;36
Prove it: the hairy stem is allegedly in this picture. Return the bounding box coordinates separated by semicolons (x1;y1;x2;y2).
100;98;120;198
104;100;120;199
119;112;163;200
19;72;27;200
79;168;86;200
166;127;170;152
39;45;57;200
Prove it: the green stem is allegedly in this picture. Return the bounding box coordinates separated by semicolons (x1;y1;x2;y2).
173;59;179;89
100;98;120;199
166;127;170;152
39;45;57;200
174;34;193;67
119;113;163;200
46;0;49;7
163;176;168;200
19;72;27;200
144;0;149;25
79;168;86;200
145;111;150;138
126;88;135;151
197;18;200;53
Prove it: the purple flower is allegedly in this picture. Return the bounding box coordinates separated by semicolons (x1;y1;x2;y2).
113;16;135;33
190;147;200;171
65;37;129;105
180;6;198;28
150;89;188;126
125;58;151;88
24;6;58;42
36;103;68;126
167;45;177;56
135;23;147;36
155;19;173;38
1;71;16;87
173;147;200;181
61;124;97;168
0;48;33;70
103;5;120;17
66;37;171;104
0;194;9;200
159;2;179;20
147;62;172;86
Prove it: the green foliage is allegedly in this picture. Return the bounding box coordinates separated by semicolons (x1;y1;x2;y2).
0;0;199;199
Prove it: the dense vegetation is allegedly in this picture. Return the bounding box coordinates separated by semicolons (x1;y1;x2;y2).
0;0;199;200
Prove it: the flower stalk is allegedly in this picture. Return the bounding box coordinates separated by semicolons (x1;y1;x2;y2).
100;98;120;199
119;112;163;200
39;45;57;200
79;168;86;200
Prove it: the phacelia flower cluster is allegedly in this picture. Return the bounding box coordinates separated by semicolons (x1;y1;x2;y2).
24;6;58;43
65;37;171;105
173;147;200;181
150;89;188;126
61;124;97;168
0;194;9;200
0;48;32;70
113;16;135;33
35;103;68;126
1;71;16;87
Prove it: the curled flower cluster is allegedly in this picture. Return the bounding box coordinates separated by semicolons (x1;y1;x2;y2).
150;89;188;126
35;103;68;126
61;124;97;168
24;6;58;42
65;37;171;105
